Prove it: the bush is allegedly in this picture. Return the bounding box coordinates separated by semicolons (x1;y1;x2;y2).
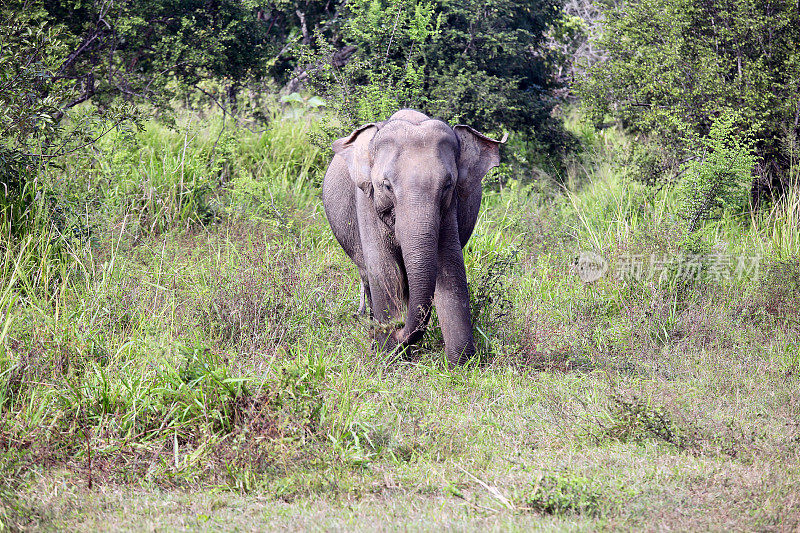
679;113;758;231
299;0;573;157
578;0;800;189
0;5;138;237
600;395;691;450
518;472;604;516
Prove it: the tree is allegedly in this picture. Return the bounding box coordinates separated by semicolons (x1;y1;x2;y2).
546;0;619;89
21;0;338;112
426;0;565;139
578;0;800;194
1;4;137;234
299;0;572;156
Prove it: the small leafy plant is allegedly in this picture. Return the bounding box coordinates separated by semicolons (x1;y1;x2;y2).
517;472;605;516
679;112;758;232
600;394;692;450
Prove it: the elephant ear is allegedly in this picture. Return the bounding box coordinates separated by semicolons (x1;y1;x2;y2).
332;124;379;195
452;125;507;246
453;125;508;192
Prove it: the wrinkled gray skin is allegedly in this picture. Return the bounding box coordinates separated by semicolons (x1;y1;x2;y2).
322;109;505;364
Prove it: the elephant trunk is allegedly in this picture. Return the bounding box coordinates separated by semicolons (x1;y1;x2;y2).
394;206;439;347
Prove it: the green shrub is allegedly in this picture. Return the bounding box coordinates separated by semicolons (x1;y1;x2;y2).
578;0;799;188
299;0;572;156
298;0;440;138
518;472;604;516
679;113;758;232
600;395;691;450
0;8;136;236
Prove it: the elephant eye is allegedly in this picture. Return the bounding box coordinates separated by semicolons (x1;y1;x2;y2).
444;176;454;190
383;179;393;192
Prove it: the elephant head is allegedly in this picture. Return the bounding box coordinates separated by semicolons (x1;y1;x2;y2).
331;110;505;359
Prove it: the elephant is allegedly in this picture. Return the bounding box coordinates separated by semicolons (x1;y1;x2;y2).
322;109;506;365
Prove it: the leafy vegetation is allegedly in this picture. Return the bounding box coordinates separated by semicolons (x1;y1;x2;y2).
578;0;800;193
0;6;137;221
26;0;335;110
678;112;758;231
300;0;573;157
518;472;605;516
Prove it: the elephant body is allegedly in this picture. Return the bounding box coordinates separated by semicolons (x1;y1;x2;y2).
322;109;505;364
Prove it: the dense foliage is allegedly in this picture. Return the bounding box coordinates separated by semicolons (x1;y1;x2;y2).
28;0;326;110
300;0;573;154
678;112;758;231
578;0;800;190
426;0;565;139
5;0;574;153
0;6;138;235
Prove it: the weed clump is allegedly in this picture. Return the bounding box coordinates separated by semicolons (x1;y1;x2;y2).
218;357;327;492
201;247;301;350
470;247;518;358
518;472;604;516
600;395;692;450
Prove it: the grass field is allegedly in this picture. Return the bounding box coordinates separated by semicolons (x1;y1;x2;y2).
1;108;799;531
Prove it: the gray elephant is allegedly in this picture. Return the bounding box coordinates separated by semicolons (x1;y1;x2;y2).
322;109;506;365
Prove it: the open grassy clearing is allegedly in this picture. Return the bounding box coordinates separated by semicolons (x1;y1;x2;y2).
1;111;799;531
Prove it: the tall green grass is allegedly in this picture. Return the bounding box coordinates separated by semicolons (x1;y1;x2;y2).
562;117;798;271
83;111;326;236
751;177;800;259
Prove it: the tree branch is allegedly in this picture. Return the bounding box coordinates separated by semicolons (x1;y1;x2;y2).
0;51;39;93
195;86;260;134
296;9;310;45
21;117;127;159
56;20;110;80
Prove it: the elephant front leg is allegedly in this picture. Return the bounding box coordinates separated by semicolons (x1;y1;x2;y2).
434;215;476;365
366;265;406;352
